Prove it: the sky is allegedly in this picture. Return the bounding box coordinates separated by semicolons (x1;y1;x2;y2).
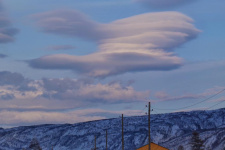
0;0;225;128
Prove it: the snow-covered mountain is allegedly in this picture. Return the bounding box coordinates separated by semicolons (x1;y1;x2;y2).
1;108;225;150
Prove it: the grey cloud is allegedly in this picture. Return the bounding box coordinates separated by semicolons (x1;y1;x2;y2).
46;45;76;51
0;1;19;44
108;80;135;89
1;28;18;36
0;71;149;105
29;10;200;78
17;81;38;92
42;78;87;92
0;71;37;92
0;93;15;100
134;0;196;9
0;71;25;86
0;53;7;58
41;78;149;103
127;80;135;86
0;71;150;127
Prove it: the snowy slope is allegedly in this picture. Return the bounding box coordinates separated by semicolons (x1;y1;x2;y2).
0;108;225;150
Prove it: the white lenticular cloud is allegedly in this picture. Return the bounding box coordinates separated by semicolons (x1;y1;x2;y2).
29;10;200;78
32;10;101;40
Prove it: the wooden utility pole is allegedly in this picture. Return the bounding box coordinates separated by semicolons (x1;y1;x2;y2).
92;136;97;150
122;114;124;150
106;129;108;150
148;102;151;150
95;136;97;150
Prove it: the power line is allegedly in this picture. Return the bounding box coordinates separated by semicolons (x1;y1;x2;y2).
153;88;225;111
206;99;225;110
138;104;148;115
152;109;159;114
118;103;148;117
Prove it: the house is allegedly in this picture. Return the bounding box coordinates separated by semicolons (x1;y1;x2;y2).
137;142;169;150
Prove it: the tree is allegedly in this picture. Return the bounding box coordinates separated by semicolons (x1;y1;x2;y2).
28;138;42;150
190;131;204;150
205;146;212;150
178;145;184;150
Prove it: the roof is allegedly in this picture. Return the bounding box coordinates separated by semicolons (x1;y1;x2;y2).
136;142;169;150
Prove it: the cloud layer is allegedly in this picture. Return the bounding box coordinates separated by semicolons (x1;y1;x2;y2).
0;71;223;127
0;71;149;126
134;0;196;9
0;71;150;111
0;108;143;127
0;0;18;44
29;10;200;78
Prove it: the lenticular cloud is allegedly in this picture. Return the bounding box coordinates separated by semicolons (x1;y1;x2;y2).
29;10;200;78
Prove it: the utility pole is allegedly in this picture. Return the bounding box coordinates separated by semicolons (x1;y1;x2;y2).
92;136;97;150
106;129;108;150
122;114;124;150
95;136;97;150
148;102;151;150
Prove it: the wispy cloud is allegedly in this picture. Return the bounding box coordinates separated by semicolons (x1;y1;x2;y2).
46;45;76;51
28;10;200;78
209;96;225;102
0;108;143;127
154;86;225;102
0;0;18;44
134;0;196;9
154;91;203;102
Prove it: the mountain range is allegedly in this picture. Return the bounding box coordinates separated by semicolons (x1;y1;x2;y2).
1;108;225;150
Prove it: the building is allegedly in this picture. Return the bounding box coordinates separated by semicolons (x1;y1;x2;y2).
137;142;169;150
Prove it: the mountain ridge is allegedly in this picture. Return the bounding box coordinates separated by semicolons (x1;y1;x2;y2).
0;108;225;150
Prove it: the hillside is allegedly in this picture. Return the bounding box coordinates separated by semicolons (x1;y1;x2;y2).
1;108;225;150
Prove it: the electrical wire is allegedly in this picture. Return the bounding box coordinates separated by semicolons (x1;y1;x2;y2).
139;104;148;115
152;109;159;114
206;98;225;110
152;88;225;111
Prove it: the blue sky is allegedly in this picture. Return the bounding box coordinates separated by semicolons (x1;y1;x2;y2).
0;0;225;127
